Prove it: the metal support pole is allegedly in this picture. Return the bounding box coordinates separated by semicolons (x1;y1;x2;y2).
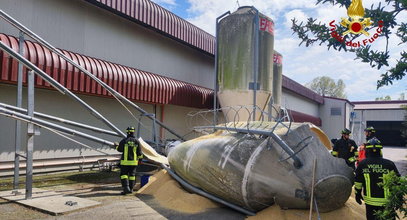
252;8;260;121
0;107;115;147
0;103;121;137
25;70;34;200
214;11;230;127
194;125;303;169
13;31;24;190
152;114;158;149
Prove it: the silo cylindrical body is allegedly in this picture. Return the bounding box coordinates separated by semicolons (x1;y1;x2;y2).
217;6;274;121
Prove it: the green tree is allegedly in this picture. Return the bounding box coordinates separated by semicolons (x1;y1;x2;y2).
375;95;392;100
291;0;407;88
305;76;347;98
375;171;407;219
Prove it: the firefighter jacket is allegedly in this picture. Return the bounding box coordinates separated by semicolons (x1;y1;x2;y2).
117;135;143;166
355;156;400;206
331;137;358;164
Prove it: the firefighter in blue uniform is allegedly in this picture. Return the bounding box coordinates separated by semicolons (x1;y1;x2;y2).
116;126;143;195
354;138;400;220
331;128;359;169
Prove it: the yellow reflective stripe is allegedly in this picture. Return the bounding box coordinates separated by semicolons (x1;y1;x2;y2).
364;196;387;206
124;144;128;162
354;182;363;189
364;173;371;197
366;145;382;149
331;151;338;156
354;151;359;156
129;176;136;180
348;157;356;162
121;175;128;179
383;174;390;199
133;146;136;161
121;160;138;165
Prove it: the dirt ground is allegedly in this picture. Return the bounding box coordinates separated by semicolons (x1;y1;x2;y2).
0;170;364;220
0;146;405;220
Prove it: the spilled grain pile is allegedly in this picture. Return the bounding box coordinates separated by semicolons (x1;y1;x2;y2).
137;170;366;219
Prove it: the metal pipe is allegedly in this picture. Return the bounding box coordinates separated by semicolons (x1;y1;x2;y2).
252;7;260;121
162;164;256;216
214;11;230;127
0;40;125;138
194;125;303;168
0;9;183;140
0;102;121;137
13;31;24;190
0;107;115;147
26;70;34;199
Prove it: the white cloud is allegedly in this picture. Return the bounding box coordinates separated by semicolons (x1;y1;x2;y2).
178;0;406;101
151;0;176;6
284;9;308;28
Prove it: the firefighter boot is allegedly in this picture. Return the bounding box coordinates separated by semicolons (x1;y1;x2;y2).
120;179;131;195
129;180;135;192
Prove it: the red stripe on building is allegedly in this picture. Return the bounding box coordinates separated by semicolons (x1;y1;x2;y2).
0;33;213;109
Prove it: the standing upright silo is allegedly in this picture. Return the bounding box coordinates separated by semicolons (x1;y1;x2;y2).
217;6;274;121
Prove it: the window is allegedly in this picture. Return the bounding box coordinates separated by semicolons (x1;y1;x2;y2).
331;107;342;116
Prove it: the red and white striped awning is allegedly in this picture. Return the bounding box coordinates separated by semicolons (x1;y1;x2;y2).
0;33;213;109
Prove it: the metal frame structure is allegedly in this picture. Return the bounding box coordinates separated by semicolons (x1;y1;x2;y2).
0;9;182;199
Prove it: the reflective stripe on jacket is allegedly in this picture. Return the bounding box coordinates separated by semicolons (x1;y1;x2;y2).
117;136;143;166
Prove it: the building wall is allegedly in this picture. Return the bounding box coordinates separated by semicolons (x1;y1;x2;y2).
0;84;197;162
281;89;319;117
354;109;405;121
0;0;214;88
320;98;347;140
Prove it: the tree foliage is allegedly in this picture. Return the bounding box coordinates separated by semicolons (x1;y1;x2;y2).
291;0;407;88
375;95;392;100
306;76;347;98
375;171;407;219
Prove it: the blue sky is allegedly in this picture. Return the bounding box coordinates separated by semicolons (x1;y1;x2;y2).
152;0;407;101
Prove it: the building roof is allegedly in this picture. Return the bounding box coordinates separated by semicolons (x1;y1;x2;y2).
283;76;324;104
84;0;215;55
0;33;213;109
353;100;407;110
83;0;324;104
323;96;354;106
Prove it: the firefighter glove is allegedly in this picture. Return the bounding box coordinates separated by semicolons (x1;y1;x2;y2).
355;191;363;205
348;157;356;163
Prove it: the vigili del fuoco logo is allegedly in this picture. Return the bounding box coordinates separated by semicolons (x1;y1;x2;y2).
329;0;384;48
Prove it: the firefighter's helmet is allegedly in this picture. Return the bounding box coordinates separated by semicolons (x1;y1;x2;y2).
366;137;382;151
126;126;135;133
364;126;375;133
341;128;351;135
